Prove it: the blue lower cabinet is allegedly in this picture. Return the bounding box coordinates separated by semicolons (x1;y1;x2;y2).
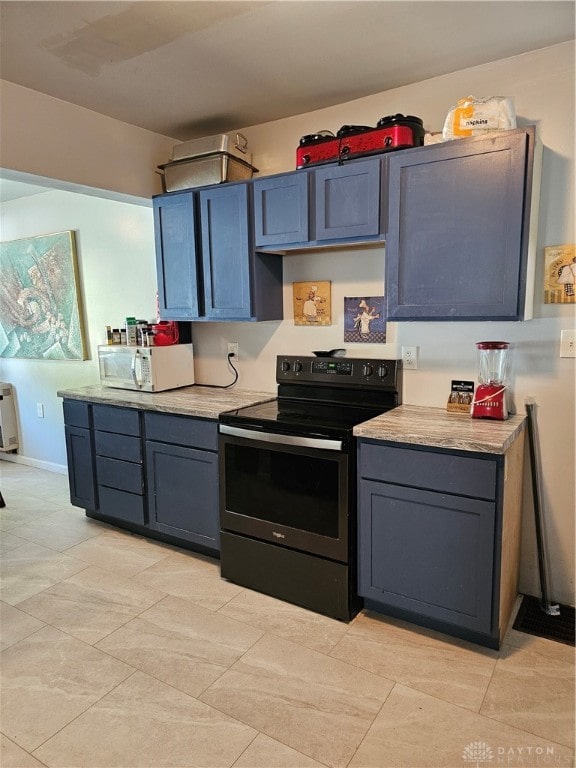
63;400;97;512
358;440;507;647
63;400;221;556
91;405;145;525
359;480;495;633
146;440;219;552
97;486;146;526
64;425;97;511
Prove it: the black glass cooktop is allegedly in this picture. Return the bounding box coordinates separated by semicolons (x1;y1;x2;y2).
220;398;389;439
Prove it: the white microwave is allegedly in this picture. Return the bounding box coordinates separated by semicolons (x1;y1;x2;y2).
98;344;195;392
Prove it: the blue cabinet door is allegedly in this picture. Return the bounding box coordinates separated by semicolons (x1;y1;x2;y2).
153;192;200;320
146;440;219;552
199;184;253;319
253;172;310;247
314;159;383;241
385;128;534;320
358;479;496;634
65;425;97;511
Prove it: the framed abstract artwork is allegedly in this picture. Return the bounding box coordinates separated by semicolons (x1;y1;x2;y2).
0;230;88;360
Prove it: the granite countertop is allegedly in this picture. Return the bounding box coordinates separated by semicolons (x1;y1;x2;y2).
353;404;526;454
57;384;275;420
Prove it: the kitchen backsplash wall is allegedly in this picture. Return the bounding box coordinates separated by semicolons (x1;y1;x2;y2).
1;41;573;605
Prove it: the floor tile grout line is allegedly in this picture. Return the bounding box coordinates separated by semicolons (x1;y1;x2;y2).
27;668;141;760
343;679;399;768
0;620;48;654
3;462;574;765
0;732;49;768
228;729;260;768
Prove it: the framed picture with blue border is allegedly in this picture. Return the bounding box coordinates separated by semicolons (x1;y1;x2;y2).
344;296;386;343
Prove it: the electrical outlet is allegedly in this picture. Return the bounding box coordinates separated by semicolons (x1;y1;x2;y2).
227;342;239;360
560;329;576;358
36;402;44;418
402;345;419;370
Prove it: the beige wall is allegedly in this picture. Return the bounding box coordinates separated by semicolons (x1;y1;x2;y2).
0;80;175;199
1;41;574;605
0;191;158;469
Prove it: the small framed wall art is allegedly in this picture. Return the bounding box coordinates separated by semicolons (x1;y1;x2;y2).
344;296;386;343
544;244;575;304
293;281;331;326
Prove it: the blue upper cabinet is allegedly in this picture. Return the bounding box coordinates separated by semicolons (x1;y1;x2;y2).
253;157;387;251
253;172;310;247
314;159;384;241
385;127;539;321
199;183;283;321
199;184;253;320
153;191;200;320
154;183;283;322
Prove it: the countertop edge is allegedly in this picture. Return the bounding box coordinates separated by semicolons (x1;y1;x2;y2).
57;385;276;420
353;406;526;454
58;390;526;454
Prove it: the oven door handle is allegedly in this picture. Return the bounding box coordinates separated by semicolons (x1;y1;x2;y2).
219;424;343;452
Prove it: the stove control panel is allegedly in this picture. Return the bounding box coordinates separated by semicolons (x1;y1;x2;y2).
277;356;401;387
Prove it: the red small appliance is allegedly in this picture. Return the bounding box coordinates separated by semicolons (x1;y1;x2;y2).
471;341;510;420
151;321;179;346
296;114;425;168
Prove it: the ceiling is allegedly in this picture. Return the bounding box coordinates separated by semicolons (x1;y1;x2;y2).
1;0;574;201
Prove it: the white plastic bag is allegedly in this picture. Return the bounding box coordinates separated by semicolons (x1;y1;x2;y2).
442;96;516;140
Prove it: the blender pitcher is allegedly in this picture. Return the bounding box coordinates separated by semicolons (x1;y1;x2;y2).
471;341;510;420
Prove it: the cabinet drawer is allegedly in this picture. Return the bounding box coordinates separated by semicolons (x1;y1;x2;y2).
97;485;146;525
359;443;498;500
93;404;140;436
95;431;142;463
145;412;217;451
63;400;90;428
96;456;143;495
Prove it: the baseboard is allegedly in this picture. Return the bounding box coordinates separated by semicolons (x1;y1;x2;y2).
0;453;67;475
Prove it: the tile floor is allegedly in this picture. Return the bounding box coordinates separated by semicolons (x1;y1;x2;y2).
1;460;574;768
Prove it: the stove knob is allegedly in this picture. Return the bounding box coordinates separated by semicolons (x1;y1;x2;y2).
362;363;373;378
281;360;291;372
378;364;389;379
293;361;303;373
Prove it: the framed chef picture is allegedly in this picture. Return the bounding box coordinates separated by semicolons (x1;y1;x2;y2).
292;281;331;326
344;296;386;343
544;244;575;303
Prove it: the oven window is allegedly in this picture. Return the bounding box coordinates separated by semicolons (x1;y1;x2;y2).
224;443;340;538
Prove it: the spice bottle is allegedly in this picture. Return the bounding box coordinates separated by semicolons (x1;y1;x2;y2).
125;317;137;345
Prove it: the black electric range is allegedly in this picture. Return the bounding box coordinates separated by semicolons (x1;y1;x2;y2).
218;355;402;620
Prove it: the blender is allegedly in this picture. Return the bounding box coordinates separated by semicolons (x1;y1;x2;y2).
471;341;510;420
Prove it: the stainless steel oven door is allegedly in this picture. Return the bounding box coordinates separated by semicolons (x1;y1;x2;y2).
219;425;350;562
